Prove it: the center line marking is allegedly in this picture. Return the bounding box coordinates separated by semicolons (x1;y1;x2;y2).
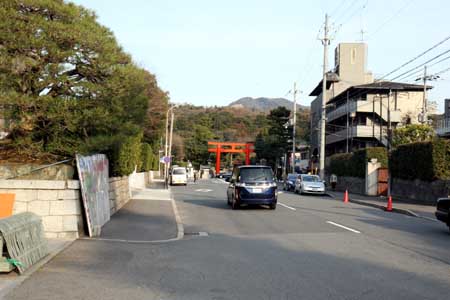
279;203;296;211
326;221;361;233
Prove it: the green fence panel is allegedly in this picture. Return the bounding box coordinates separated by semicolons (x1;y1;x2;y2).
0;212;48;274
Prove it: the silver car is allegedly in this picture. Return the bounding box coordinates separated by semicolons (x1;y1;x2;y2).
294;174;325;195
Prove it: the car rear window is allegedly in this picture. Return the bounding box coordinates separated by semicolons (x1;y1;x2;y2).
173;168;186;175
240;168;273;182
302;175;320;182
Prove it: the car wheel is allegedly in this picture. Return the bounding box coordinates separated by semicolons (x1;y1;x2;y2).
227;195;231;206
269;203;276;210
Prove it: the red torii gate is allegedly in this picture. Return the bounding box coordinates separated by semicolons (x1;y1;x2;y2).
208;141;254;175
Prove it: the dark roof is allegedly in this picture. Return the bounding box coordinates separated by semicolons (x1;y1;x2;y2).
309;72;340;96
327;81;432;104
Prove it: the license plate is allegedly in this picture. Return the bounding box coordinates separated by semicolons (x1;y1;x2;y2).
252;188;262;193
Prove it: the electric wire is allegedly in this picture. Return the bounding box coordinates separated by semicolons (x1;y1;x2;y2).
378;34;450;80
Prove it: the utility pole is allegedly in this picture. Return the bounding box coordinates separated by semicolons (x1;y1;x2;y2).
319;14;330;179
168;108;175;174
291;82;298;173
164;108;170;188
422;66;428;124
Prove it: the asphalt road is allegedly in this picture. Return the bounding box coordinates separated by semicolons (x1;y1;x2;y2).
5;179;450;300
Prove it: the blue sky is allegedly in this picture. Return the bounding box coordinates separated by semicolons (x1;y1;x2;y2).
71;0;449;112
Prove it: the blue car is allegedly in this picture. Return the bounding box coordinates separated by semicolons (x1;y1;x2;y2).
226;165;277;210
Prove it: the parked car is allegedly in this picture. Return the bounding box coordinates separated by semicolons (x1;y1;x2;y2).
170;167;187;186
294;174;325;195
435;198;450;231
283;173;299;192
222;172;232;182
226;165;277;210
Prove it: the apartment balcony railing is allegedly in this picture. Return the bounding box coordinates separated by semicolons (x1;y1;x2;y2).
436;118;450;136
327;100;401;123
326;125;388;146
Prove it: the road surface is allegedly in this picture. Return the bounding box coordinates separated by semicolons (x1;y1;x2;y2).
5;179;450;300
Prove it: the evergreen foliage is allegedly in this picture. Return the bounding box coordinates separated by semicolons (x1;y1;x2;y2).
0;0;168;164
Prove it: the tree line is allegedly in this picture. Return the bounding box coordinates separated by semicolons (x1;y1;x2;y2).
172;105;310;169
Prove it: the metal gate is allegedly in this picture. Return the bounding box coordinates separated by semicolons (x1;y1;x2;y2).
377;168;388;196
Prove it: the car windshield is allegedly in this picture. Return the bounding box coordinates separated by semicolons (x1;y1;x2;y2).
287;175;298;181
302;175;320;182
240;168;273;182
173;168;186;175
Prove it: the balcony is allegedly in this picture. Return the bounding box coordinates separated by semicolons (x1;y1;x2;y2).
326;125;388;145
327;100;401;123
436;118;450;136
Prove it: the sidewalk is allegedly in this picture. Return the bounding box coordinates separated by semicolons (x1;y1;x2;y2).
98;186;180;242
0;238;75;299
326;190;437;221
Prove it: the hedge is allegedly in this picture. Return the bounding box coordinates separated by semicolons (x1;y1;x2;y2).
329;147;388;178
390;139;450;181
140;143;154;172
111;134;142;176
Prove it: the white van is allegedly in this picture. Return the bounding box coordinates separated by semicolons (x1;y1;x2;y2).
170;167;188;186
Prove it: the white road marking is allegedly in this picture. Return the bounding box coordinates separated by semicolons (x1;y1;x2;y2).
278;191;284;194
326;221;361;233
279;203;296;211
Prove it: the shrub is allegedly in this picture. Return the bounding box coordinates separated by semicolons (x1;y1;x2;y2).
140;143;154;172
111;134;142;176
329;147;388;178
390;139;450;181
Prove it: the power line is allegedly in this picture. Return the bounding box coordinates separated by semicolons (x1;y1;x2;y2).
389;48;450;81
378;34;450;80
329;0;350;21
367;0;416;40
330;0;368;39
397;54;450;82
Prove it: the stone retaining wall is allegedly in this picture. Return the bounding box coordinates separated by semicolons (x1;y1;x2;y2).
0;180;82;239
0;173;137;238
332;176;365;195
392;178;450;204
109;176;131;216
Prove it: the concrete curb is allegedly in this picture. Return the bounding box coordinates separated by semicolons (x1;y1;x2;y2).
170;188;185;241
326;192;421;218
0;238;75;300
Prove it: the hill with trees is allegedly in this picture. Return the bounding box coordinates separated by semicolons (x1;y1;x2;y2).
172;104;310;168
228;97;307;112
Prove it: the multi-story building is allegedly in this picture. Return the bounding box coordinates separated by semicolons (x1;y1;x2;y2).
325;81;428;154
309;43;374;154
309;42;430;155
436;98;450;138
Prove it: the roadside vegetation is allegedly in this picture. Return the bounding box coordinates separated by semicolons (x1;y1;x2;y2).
0;0;167;175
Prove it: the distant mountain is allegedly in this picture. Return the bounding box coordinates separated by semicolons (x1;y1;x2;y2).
228;97;308;112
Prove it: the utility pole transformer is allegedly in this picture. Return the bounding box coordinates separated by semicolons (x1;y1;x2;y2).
319;14;330;179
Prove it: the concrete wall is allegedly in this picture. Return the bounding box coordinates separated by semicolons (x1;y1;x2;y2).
0;180;82;239
109;176;131;216
332;176;365;195
0;174;135;238
0;163;75;180
392;178;450;205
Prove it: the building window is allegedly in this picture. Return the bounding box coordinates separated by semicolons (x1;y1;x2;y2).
351;48;357;64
